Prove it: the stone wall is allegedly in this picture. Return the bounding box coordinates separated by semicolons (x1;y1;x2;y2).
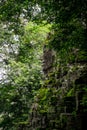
30;45;87;130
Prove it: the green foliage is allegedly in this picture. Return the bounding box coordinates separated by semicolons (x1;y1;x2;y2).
0;19;51;129
49;20;87;63
0;0;87;129
0;0;29;22
34;87;62;114
67;88;74;97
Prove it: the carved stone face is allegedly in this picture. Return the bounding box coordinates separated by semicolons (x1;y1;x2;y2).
43;47;55;75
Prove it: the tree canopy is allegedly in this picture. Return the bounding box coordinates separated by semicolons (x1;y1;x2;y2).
0;0;87;130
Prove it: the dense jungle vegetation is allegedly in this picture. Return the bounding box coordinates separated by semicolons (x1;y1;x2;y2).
0;0;87;130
